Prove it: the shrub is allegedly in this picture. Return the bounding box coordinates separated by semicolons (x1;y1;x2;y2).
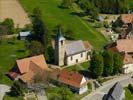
103;21;109;28
87;82;92;91
128;84;133;93
94;22;103;28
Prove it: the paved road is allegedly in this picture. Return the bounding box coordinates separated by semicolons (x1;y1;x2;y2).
0;84;10;100
82;73;133;100
36;89;47;100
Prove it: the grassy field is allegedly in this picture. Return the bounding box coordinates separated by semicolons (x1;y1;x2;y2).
65;62;89;72
127;0;133;9
19;0;107;50
125;88;133;100
3;95;23;100
0;39;29;85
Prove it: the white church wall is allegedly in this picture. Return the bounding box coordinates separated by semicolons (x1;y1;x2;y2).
66;51;88;66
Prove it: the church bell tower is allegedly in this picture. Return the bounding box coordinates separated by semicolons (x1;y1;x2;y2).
54;28;65;66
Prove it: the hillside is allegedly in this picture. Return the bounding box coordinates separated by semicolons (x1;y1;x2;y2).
19;0;107;50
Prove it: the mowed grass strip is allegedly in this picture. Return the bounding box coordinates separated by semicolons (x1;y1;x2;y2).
0;39;29;85
19;0;107;50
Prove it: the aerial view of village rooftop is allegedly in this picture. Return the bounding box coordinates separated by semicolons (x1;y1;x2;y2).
0;0;133;100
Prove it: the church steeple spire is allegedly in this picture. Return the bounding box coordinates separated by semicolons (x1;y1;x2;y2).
56;27;65;41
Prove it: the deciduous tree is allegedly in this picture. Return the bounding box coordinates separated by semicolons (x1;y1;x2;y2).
90;52;104;78
113;52;123;74
29;41;44;56
102;50;114;76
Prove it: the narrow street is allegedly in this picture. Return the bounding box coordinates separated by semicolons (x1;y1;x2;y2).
82;73;133;100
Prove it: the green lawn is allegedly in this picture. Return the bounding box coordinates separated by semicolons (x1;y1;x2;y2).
3;95;23;100
65;61;89;72
127;0;133;9
0;39;29;85
125;88;133;100
19;0;107;50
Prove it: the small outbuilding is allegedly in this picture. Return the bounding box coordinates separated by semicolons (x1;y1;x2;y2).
19;31;31;40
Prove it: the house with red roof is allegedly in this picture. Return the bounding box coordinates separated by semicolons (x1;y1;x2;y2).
105;39;133;73
8;55;48;83
49;69;88;94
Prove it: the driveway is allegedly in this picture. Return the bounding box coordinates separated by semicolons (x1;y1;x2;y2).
82;73;133;100
0;84;10;100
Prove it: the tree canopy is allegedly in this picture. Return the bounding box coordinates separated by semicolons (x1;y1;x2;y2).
28;41;44;56
77;0;129;14
90;52;104;78
113;52;123;74
102;50;114;76
1;18;15;34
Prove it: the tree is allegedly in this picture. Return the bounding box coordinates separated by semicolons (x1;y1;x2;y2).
61;0;73;8
8;81;27;96
90;52;104;78
47;86;78;100
32;7;48;45
32;7;52;61
79;1;99;20
29;41;44;56
128;84;133;93
102;50;114;76
2;18;14;34
45;46;54;63
113;52;123;74
77;0;129;14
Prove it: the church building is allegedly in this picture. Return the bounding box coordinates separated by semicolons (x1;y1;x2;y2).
54;30;92;66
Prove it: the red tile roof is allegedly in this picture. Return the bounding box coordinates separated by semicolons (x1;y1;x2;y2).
8;72;18;79
59;70;84;88
17;55;48;74
116;39;133;53
121;14;133;24
123;54;133;64
16;55;48;83
50;69;86;88
83;41;92;50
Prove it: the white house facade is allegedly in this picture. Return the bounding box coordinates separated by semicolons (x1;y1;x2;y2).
79;76;88;94
50;69;88;94
123;64;133;74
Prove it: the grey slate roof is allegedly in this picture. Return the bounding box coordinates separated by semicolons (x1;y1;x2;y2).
106;82;124;100
65;40;86;56
20;31;31;37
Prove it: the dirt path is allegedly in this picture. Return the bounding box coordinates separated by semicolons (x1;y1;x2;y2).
0;0;30;28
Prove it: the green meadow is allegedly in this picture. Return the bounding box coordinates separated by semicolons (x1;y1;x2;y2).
19;0;107;50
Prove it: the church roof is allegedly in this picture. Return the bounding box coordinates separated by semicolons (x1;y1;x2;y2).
65;40;86;56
